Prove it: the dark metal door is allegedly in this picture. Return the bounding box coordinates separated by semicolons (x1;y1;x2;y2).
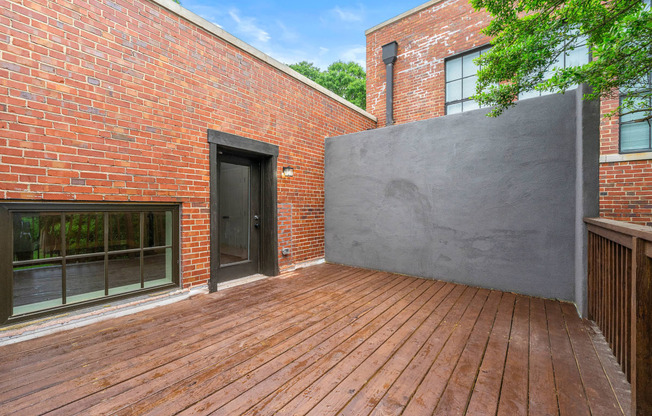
216;153;261;283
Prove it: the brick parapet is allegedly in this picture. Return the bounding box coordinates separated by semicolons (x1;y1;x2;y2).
0;0;376;287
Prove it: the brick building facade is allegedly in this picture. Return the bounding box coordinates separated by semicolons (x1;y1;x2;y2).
366;0;652;226
0;0;376;323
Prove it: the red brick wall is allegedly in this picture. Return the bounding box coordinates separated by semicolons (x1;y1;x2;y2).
600;96;652;226
367;0;651;225
600;161;652;226
0;0;376;288
366;0;491;126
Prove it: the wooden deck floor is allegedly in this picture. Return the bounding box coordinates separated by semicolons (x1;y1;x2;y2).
0;263;630;415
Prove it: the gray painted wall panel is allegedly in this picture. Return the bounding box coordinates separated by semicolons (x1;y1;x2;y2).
325;89;599;304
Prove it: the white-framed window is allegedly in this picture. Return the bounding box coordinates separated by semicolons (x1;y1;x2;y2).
620;73;652;153
619;0;651;153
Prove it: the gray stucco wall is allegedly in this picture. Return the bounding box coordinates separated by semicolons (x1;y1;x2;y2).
325;87;599;307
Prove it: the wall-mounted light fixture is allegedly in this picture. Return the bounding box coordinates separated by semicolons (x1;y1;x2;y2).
282;166;294;178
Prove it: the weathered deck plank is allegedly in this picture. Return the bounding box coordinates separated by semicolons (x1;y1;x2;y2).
527;297;558;416
465;292;515;416
0;263;629;415
546;299;592;416
496;295;530;416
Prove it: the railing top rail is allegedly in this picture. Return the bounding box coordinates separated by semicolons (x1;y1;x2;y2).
584;217;652;243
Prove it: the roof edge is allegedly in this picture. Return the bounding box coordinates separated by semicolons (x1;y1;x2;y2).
150;0;377;122
365;0;445;35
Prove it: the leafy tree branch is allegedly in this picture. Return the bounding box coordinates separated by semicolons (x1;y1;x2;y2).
290;61;366;110
470;0;652;119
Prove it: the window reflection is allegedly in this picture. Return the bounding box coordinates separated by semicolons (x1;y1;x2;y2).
65;213;104;255
144;248;172;287
13;213;61;261
109;212;140;251
145;211;170;248
108;252;142;295
10;207;176;317
66;256;105;304
13;263;63;315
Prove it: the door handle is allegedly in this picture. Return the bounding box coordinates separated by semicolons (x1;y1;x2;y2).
253;215;260;229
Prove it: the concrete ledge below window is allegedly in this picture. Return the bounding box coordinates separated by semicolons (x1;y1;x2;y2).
600;152;652;163
0;285;208;346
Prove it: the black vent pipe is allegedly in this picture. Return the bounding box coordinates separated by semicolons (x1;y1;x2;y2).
382;41;398;126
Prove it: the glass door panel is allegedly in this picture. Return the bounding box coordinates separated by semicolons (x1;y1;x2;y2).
219;162;250;265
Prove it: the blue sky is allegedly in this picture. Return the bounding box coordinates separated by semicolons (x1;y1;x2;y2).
181;1;427;70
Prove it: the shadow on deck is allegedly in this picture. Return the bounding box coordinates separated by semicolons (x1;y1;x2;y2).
0;263;630;415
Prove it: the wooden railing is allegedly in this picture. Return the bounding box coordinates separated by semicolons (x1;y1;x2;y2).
585;218;652;415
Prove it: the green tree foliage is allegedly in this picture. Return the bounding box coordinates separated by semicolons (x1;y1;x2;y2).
289;61;323;83
289;61;367;110
471;0;652;121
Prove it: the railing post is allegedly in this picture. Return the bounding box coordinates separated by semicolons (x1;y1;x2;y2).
631;237;652;416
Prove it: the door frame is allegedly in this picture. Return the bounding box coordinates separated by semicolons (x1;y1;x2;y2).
208;130;279;292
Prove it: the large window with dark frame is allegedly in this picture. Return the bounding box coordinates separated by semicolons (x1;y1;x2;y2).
445;46;491;114
2;204;179;322
519;34;590;100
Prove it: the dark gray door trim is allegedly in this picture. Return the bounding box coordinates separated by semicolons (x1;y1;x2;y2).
208;130;279;292
208;130;279;157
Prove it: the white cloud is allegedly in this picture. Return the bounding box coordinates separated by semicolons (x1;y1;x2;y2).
319;47;329;56
187;4;225;28
340;45;366;68
276;20;299;42
229;8;270;43
331;5;364;22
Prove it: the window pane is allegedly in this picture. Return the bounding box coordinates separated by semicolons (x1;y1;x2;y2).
622;78;649;94
544;55;563;79
66;256;105;304
446;80;462;102
621;122;651;151
144;211;170;248
109;212;140;251
462;51;480;76
463;100;480;111
621;97;648;122
13;213;61;261
447;103;463;114
108;252;142;295
462;75;478;99
446;58;462;82
144;248;172;288
65;213;104;255
565;44;589;68
13;262;63;315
